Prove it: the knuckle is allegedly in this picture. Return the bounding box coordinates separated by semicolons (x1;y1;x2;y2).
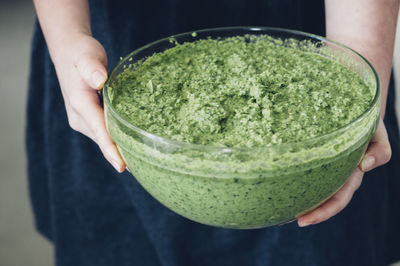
68;98;81;114
67;114;80;132
65;104;80;132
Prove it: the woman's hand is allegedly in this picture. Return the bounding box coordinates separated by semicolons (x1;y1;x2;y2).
297;118;391;227
34;0;126;172
52;33;125;173
299;0;398;227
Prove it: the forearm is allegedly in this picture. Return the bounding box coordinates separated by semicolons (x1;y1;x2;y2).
325;0;399;117
33;0;91;63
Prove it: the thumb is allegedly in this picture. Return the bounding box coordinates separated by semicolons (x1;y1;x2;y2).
360;118;392;172
75;53;108;90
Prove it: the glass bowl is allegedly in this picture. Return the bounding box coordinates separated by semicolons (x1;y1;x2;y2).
103;27;380;229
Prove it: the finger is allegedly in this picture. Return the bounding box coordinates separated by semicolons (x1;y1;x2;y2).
360;118;391;172
85;95;126;173
297;168;364;227
70;88;126;173
74;52;108;90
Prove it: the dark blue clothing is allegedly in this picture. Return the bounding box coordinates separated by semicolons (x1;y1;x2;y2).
27;0;400;265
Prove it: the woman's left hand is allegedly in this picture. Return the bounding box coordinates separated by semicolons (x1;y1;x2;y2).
297;118;392;227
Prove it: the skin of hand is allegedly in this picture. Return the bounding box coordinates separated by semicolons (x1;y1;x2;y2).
54;34;126;173
297;119;391;226
297;0;399;227
33;0;125;172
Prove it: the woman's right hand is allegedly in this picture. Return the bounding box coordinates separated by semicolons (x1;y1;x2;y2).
52;33;125;173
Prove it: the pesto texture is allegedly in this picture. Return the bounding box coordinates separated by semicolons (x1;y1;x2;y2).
105;33;379;228
110;35;372;147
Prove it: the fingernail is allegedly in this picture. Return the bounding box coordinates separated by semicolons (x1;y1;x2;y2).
111;160;122;173
92;71;106;89
298;221;309;227
298;220;316;227
361;156;375;172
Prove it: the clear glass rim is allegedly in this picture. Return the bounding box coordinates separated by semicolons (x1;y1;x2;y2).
103;26;380;152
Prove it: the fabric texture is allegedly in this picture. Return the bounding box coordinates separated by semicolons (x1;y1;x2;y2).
26;0;400;265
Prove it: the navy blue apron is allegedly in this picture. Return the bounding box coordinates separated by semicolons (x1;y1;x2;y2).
26;0;400;265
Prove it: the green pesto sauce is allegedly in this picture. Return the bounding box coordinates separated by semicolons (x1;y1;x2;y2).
106;34;378;228
110;35;373;147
